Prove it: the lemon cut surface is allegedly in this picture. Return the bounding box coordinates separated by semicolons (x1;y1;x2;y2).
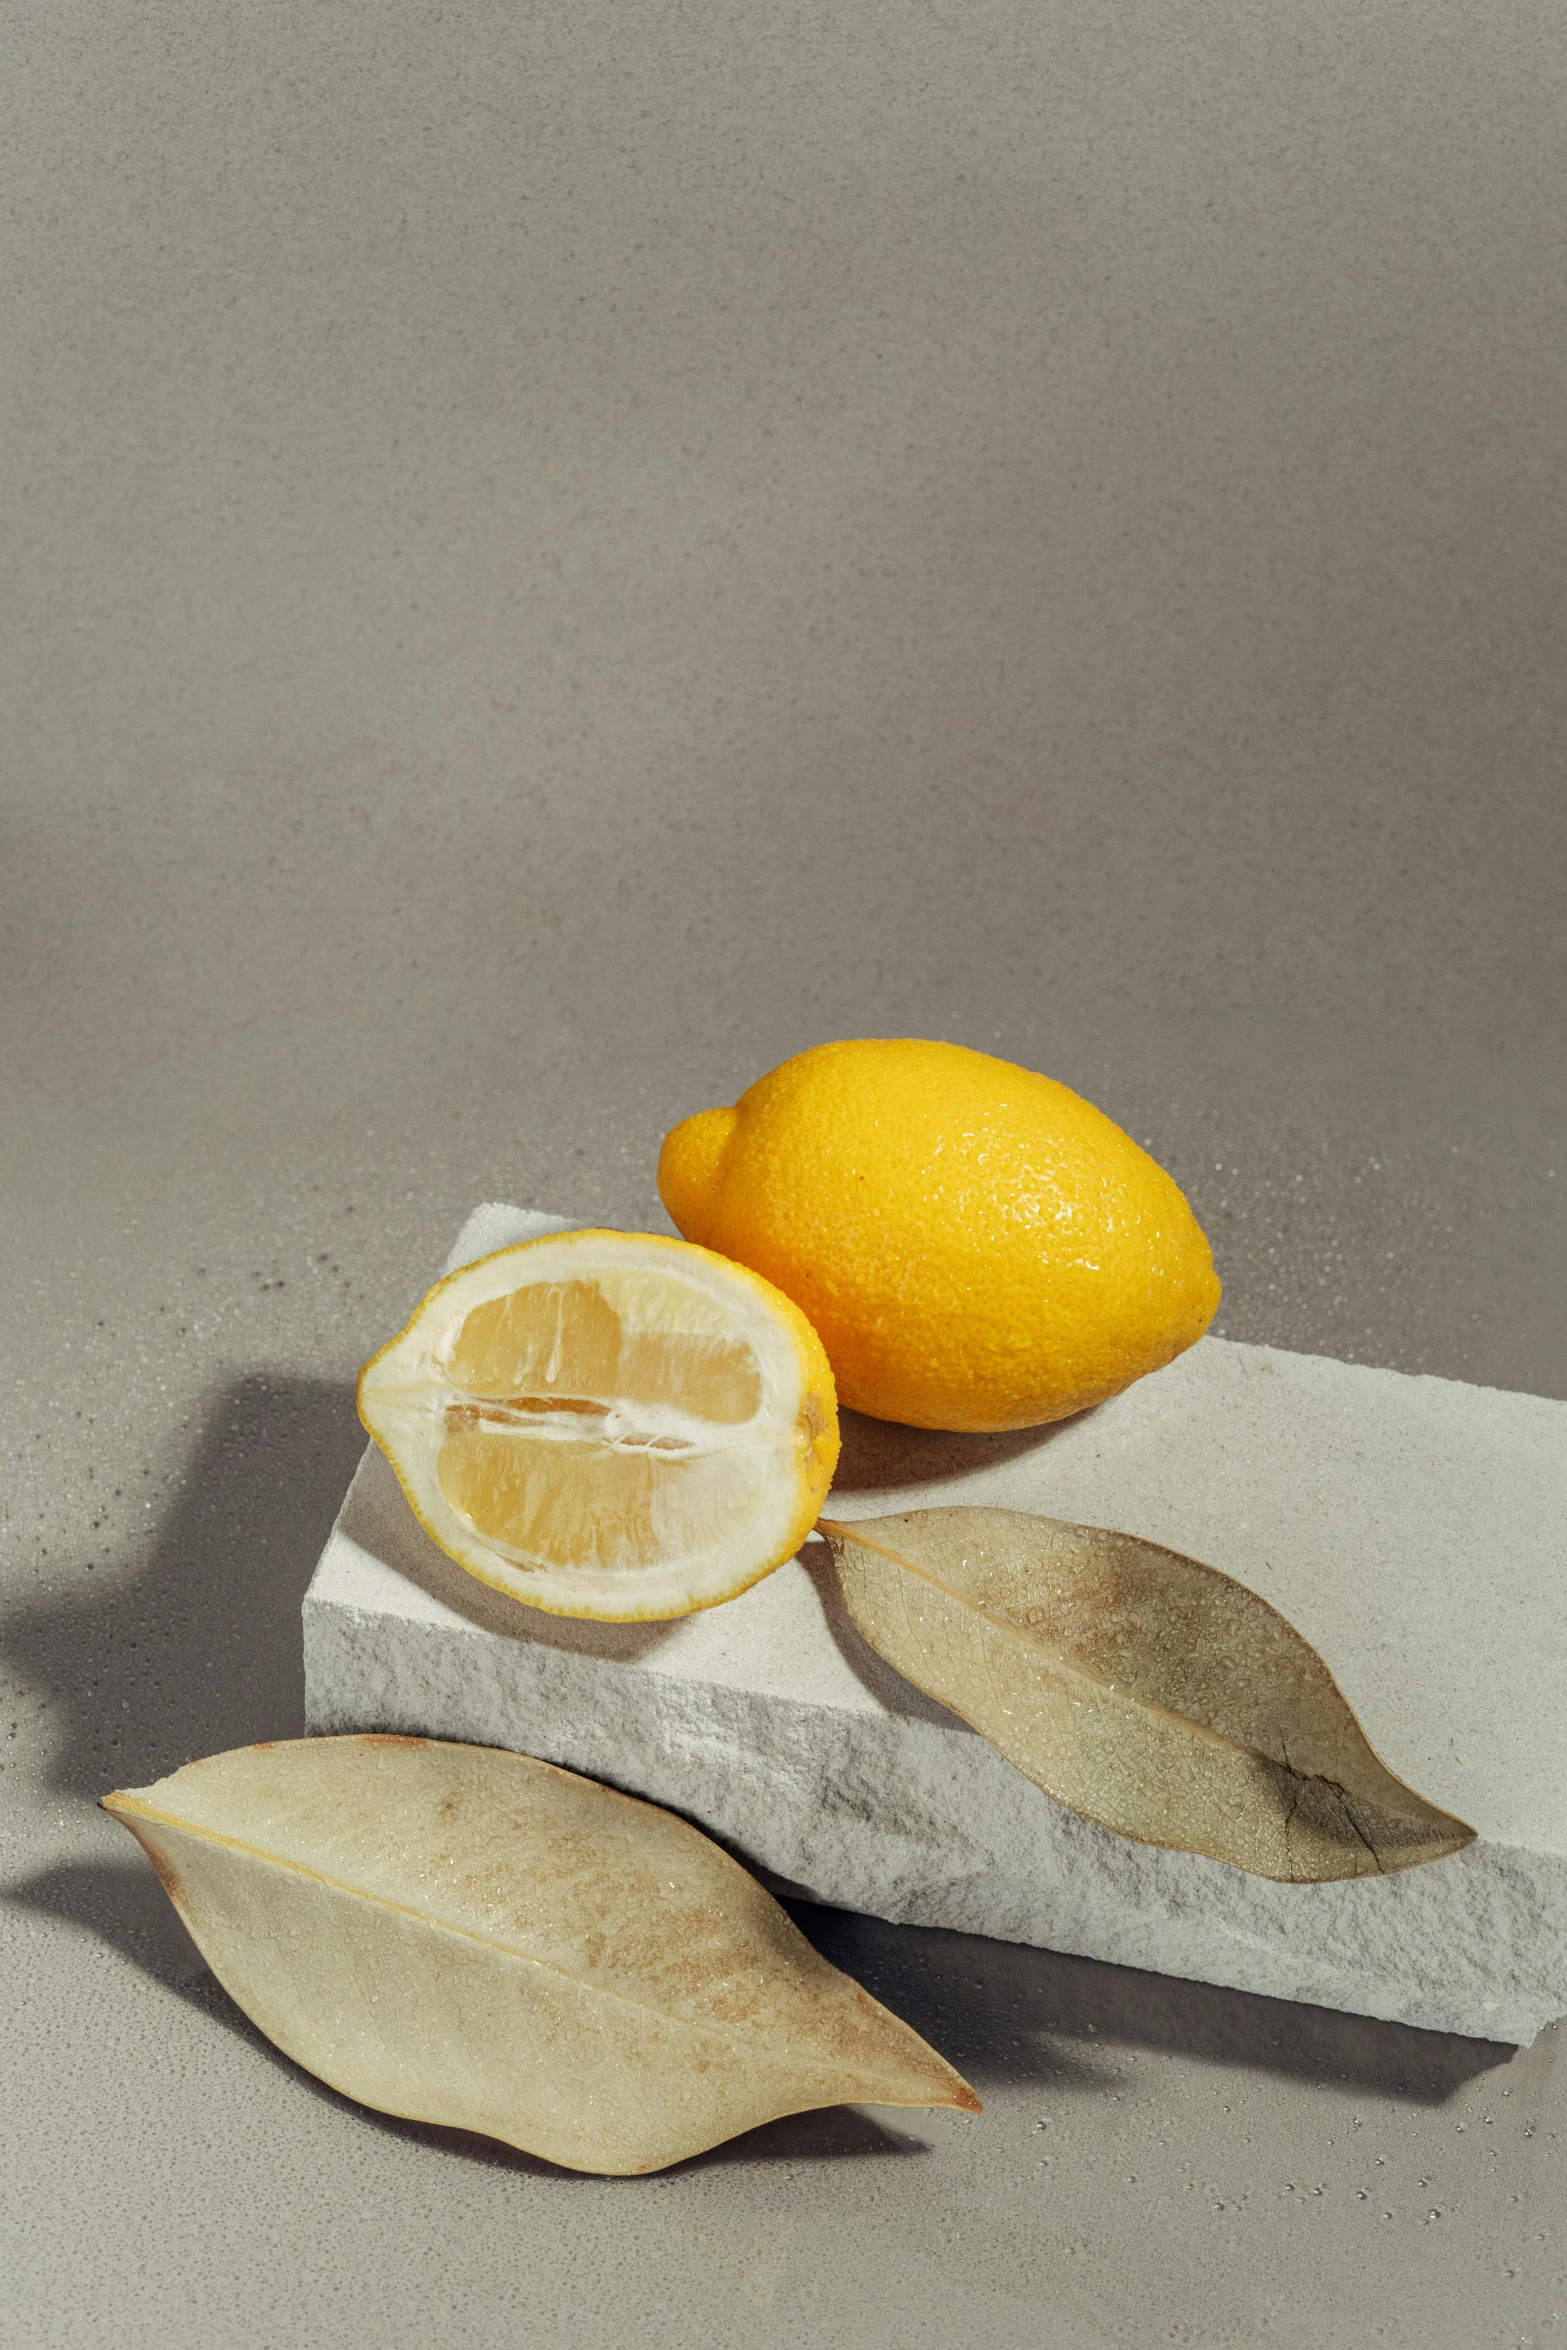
358;1230;840;1620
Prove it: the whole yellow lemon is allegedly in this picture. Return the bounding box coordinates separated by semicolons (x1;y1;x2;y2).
657;1038;1220;1432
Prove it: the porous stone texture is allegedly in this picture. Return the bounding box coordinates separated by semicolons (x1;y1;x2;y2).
304;1204;1567;2042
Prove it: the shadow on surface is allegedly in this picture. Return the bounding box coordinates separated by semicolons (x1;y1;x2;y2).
0;1374;367;1801
38;1851;1498;2131
788;1901;1516;2105
9;1854;927;2179
8;1853;206;1988
830;1405;1081;1496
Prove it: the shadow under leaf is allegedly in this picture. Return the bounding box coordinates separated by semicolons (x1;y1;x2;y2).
7;1854;206;1990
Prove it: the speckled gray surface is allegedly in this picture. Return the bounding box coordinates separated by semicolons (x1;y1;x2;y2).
4;1;1566;2343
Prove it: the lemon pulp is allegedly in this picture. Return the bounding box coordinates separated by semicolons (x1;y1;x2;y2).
359;1232;839;1620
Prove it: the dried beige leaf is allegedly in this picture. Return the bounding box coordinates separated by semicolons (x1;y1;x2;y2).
820;1509;1475;1883
103;1734;978;2173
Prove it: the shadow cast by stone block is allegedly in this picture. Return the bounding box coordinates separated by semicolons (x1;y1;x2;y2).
13;1837;1507;2204
0;1374;370;1804
787;1900;1518;2106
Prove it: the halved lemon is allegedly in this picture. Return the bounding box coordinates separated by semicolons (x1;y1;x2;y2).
357;1229;841;1621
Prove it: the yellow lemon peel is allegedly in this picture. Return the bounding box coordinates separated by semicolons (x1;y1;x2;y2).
659;1039;1220;1432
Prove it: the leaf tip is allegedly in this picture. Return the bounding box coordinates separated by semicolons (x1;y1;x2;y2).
1406;1809;1481;1873
99;1792;191;1911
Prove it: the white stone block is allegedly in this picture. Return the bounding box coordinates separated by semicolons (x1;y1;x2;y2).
303;1203;1567;2043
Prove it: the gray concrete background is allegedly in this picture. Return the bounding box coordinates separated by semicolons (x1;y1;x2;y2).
3;2;1564;2343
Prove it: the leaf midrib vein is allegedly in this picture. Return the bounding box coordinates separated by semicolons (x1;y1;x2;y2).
819;1518;1355;1788
108;1795;851;2060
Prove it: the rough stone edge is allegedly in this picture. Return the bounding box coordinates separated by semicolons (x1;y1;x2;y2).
303;1587;1567;2044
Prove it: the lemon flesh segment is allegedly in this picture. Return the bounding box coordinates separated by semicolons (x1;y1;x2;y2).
357;1231;840;1621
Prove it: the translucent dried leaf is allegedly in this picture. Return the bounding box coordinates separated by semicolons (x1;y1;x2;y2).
820;1509;1475;1883
103;1734;979;2174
